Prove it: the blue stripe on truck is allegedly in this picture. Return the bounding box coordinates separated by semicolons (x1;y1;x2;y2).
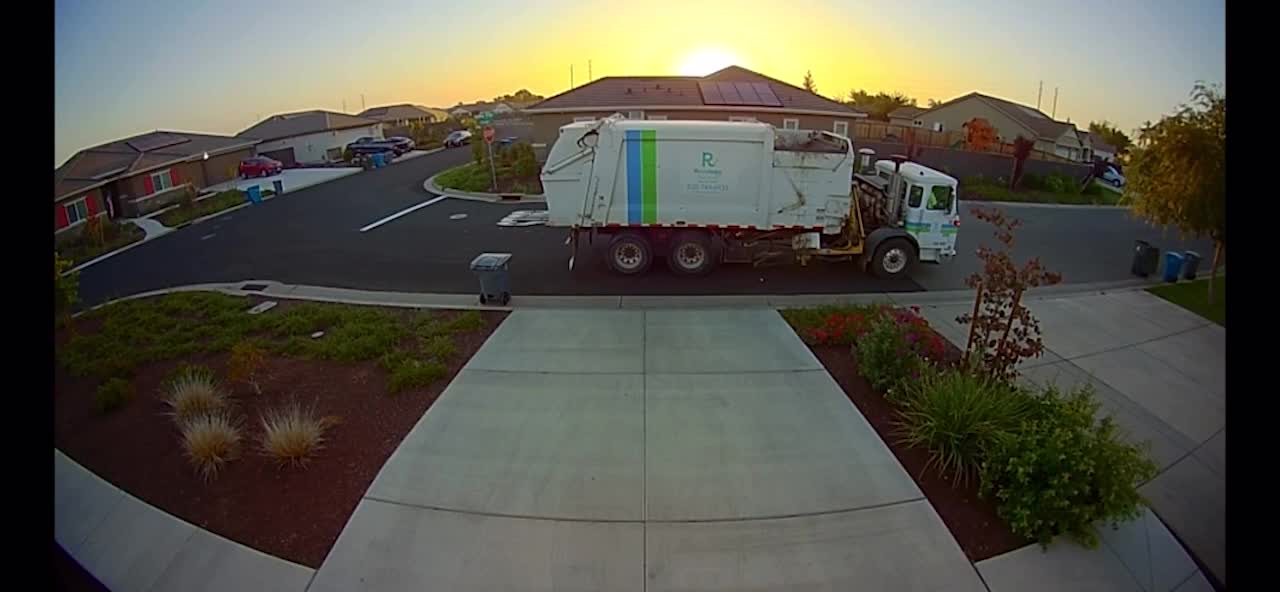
625;130;642;224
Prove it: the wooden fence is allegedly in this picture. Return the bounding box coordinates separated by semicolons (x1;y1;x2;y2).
851;121;1075;163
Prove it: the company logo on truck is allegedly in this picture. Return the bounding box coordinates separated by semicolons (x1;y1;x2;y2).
689;150;728;193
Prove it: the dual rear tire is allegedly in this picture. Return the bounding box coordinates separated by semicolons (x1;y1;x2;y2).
606;231;715;276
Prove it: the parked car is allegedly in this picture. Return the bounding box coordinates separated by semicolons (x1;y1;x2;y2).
1101;165;1126;188
239;156;283;178
445;130;473;147
386;136;415;155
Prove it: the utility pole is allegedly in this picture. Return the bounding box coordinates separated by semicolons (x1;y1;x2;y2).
588;60;593;82
1036;81;1043;111
361;94;366;111
1052;87;1059;119
570;64;575;89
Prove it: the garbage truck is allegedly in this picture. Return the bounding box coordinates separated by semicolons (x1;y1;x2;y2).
540;115;959;278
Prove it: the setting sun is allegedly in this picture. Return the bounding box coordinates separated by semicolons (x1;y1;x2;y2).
677;48;742;76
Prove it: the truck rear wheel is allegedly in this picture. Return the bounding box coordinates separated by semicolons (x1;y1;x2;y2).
872;238;915;279
607;231;653;275
667;231;716;276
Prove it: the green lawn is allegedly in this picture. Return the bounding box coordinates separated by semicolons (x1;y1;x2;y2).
962;181;1123;206
57;220;145;266
435;163;492;192
58;292;486;394
1148;276;1226;326
155;189;274;227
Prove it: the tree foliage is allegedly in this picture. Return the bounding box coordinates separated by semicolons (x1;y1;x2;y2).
1009;136;1036;190
55;253;79;320
964;118;997;152
491;89;544;104
1087;120;1132;157
802;70;817;94
845;89;917;121
1127;83;1225;301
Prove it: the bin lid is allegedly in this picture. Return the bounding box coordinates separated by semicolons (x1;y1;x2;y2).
470;252;512;270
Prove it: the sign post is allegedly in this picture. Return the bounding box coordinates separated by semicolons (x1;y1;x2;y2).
483;125;497;191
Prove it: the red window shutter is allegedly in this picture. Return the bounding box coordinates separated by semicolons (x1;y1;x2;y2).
169;168;179;185
143;175;154;194
85;192;99;216
55;204;69;229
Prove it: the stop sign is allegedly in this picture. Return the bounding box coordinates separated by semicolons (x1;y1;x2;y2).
483;126;496;144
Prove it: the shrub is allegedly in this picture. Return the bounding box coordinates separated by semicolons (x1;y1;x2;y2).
443;310;485;334
979;384;1157;548
896;368;1035;484
55;253;79;319
258;401;336;467
164;366;228;423
388;358;448;394
855;317;926;399
93;378;134;415
423;335;456;360
228;340;268;394
1020;172;1044;191
180;412;243;481
513;143;539;178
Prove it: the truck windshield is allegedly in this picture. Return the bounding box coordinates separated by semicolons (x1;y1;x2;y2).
928;185;954;211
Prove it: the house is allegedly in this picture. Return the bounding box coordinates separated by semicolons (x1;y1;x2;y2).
450;102;513;118
523;65;866;147
912;92;1094;162
237;110;383;166
54;131;257;236
357;104;446;127
887;106;927;128
1083;132;1118;162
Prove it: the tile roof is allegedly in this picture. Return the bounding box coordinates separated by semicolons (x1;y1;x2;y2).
526;65;863;116
888;106;927;119
357;104;443;123
54;131;256;202
237;110;379;142
928;92;1075;140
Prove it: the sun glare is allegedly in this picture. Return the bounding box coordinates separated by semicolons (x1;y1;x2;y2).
677;48;741;77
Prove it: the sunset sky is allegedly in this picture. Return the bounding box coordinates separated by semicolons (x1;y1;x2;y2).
55;0;1224;167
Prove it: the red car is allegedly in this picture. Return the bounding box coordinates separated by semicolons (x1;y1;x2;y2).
238;156;283;178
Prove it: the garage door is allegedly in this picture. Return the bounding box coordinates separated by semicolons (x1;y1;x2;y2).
261;148;296;167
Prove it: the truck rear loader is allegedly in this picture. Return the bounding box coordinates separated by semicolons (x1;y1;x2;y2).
540;115;960;278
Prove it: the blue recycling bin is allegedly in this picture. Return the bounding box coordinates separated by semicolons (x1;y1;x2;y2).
246;185;262;204
1162;252;1184;283
372;152;385;168
272;179;283;195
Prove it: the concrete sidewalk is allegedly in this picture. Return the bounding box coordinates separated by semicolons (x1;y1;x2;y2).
917;289;1225;589
310;309;985;591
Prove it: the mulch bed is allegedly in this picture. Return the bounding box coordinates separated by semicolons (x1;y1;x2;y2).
808;339;1028;561
53;305;507;569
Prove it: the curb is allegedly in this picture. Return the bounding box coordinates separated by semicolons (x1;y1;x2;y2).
423;169;546;205
78;276;1184;315
967;200;1129;210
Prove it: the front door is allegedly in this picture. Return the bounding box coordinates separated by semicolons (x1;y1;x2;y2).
102;182;121;219
903;183;958;260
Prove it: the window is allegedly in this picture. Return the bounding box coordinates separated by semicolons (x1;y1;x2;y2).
908;185;924;208
927;185;954;212
625;110;644;120
573;116;597;123
833;120;849;136
783;118;800;130
646;114;667;121
149;169;173;193
931;122;944;132
729;116;757;122
64;198;89;225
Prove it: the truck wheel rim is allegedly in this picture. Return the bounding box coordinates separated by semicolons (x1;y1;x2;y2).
615;244;643;270
883;248;907;274
676;244;705;270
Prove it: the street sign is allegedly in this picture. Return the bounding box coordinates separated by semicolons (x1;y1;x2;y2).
483;126;496;144
477;111;494;125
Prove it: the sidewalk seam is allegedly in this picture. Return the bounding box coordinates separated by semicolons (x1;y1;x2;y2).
641;309;648;592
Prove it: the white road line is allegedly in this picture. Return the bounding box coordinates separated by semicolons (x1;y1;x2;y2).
358;195;449;232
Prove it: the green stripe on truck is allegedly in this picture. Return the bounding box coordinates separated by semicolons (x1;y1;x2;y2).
641;129;657;224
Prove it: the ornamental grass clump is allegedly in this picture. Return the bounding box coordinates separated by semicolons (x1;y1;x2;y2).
180;412;243;481
258;401;337;468
164;366;229;423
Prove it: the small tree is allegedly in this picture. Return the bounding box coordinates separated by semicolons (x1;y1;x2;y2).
957;207;1062;382
55;253;79;321
1127;83;1225;303
1009;136;1035;190
228;340;267;395
1087;120;1132;158
802;70;818;94
964;118;997;152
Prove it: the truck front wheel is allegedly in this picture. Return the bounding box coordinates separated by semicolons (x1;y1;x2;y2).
608;232;653;275
667;231;716;276
872;238;915;279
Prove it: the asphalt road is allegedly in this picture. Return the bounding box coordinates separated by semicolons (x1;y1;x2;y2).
76;143;1213;308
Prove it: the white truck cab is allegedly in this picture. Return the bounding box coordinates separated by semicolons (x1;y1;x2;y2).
869;159;960;264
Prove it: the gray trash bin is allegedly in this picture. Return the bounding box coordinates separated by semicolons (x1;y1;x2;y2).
470;252;512;305
1131;240;1159;277
1181;251;1201;280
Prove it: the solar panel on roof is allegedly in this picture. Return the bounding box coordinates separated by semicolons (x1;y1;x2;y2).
717;82;744;104
735;82;763;106
698;81;725;104
126;134;190;152
752;83;782;107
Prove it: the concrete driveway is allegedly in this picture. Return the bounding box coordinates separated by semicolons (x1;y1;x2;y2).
309;309;986;591
204;166;361;195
